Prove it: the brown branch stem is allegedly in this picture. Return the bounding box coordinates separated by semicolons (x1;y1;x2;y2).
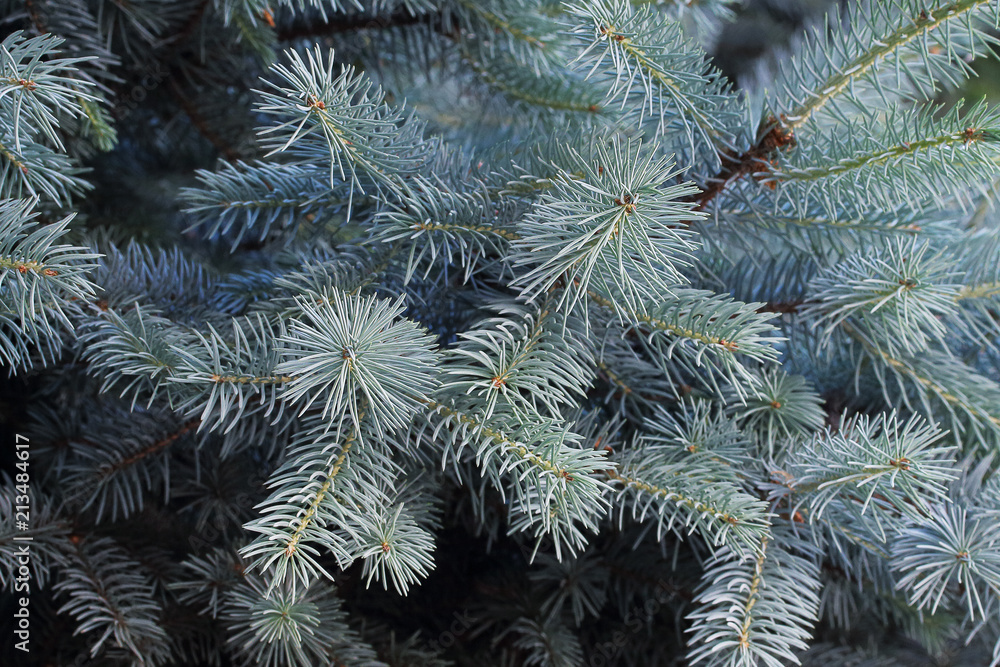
100;418;201;478
692;119;795;211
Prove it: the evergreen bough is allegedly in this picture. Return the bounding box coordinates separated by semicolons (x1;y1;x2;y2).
2;0;1000;665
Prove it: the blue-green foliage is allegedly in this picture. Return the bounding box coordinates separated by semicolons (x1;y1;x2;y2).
4;1;1000;666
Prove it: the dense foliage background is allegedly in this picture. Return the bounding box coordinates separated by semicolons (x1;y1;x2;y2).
4;1;1000;666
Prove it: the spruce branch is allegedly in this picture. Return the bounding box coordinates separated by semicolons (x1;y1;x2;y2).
240;413;381;595
892;503;1000;622
256;45;431;210
769;412;957;532
844;325;1000;441
448;0;559;71
613;288;781;400
0;196;99;367
0;478;69;589
172;548;247;619
641;400;753;470
0;130;89;203
184;160;347;248
440;303;593;419
566;0;741;167
240;411;438;597
607;408;770;552
725;368;826;457
419;399;611;559
687;529;821;667
55;536;171;665
530;551;608;625
800;505;892;565
689;119;795;211
768;101;1000;217
222;572;384;667
499;613;584;667
62;409;201;523
593;350;678;413
369;174;521;284
775;0;1000;131
169;313;290;432
691;0;1000;210
510;136;704;314
12;0;1000;662
706;203;934;258
357;502;436;596
275;290;440;437
804;237;961;358
90;241;212;318
231;248;393;316
461;48;605;115
80;305;199;407
0;30;98;151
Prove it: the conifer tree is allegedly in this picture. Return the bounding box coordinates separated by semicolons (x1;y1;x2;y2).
4;0;1000;665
